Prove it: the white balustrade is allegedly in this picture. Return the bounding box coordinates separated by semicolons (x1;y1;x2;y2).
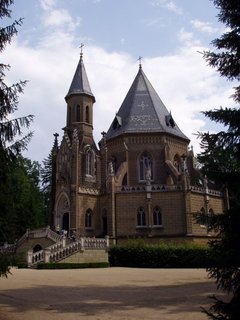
28;237;109;266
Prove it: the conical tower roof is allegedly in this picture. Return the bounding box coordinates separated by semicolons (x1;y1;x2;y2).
65;54;95;102
105;65;189;141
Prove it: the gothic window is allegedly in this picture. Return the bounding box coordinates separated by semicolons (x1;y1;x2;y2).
207;208;214;227
137;207;146;226
122;173;127;186
153;206;162;226
85;209;92;228
86;106;90;123
76;104;81;122
209;208;214;215
173;154;181;172
139;152;153;181
85;148;95;176
68;105;72;125
199;207;207;227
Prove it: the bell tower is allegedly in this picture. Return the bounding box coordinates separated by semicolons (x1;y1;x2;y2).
64;45;96;144
54;47;100;236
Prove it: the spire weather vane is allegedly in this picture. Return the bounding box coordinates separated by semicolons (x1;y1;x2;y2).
138;56;143;68
79;43;84;58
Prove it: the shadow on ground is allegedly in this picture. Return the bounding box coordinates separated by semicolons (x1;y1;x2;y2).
0;280;224;317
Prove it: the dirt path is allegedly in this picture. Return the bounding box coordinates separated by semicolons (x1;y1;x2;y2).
0;268;224;320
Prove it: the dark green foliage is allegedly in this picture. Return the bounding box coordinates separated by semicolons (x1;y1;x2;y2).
0;0;35;277
41;134;58;226
0;253;14;277
109;243;216;268
36;262;109;269
0;2;33;159
198;0;240;318
0;156;46;244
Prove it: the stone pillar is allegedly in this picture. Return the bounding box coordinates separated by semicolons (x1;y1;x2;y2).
44;249;51;263
27;250;33;267
105;235;109;248
81;237;85;250
62;236;66;248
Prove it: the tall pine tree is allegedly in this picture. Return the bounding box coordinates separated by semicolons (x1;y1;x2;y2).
0;0;34;276
198;0;240;319
41;133;59;227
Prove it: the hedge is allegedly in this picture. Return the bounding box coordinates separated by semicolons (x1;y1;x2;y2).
109;243;218;268
36;262;109;269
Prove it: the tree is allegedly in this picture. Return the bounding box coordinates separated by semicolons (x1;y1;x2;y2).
198;0;240;319
41;133;59;227
0;0;34;276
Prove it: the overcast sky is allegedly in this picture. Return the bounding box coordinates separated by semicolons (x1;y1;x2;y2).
2;0;236;163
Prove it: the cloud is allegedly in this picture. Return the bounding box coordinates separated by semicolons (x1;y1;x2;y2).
1;0;235;163
191;19;218;34
150;0;183;15
4;35;234;163
39;0;56;11
41;9;81;32
177;28;201;46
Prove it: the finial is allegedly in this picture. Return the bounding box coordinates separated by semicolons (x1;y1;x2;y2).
79;43;84;60
138;56;143;69
53;133;59;148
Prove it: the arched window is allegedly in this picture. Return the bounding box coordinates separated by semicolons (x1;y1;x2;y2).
199;207;207;227
139;152;153;181
209;208;214;216
122;173;127;186
137;207;146;226
33;244;42;253
153;206;162;226
207;208;214;228
85;148;95;176
86;106;90;123
68;105;72;125
85;209;92;228
173;154;181;172
76;104;81;122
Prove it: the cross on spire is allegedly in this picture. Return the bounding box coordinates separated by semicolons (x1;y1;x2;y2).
79;43;84;59
138;56;143;69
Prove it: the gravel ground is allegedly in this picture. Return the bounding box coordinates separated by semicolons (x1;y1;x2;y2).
0;267;224;320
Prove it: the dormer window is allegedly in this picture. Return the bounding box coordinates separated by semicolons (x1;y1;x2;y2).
113;115;122;129
165;114;175;128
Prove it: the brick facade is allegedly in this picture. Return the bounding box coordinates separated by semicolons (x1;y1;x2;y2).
52;56;226;244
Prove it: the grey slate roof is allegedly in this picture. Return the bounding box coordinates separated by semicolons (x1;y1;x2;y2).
105;66;189;142
65;55;95;102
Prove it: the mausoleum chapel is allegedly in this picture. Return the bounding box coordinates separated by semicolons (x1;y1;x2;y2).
52;51;225;244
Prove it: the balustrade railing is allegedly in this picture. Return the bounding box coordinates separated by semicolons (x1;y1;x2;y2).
0;243;16;254
116;184;181;193
115;184;222;196
190;186;222;196
28;236;109;267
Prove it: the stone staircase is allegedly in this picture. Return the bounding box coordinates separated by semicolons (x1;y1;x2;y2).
28;236;109;267
1;226;109;267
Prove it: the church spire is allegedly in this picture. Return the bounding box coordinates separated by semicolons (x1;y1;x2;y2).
65;46;95;102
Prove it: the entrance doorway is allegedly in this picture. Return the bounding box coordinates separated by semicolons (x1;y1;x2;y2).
62;212;69;233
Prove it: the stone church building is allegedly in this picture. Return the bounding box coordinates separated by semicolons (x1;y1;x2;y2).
52;52;225;243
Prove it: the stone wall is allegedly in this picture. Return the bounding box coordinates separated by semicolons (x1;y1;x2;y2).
60;249;108;264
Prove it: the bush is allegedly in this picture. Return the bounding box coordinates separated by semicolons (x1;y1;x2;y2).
36;262;109;269
109;242;217;268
